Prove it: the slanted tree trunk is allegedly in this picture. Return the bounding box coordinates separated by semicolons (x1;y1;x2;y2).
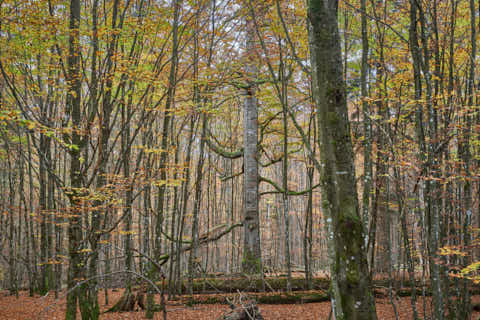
308;0;377;319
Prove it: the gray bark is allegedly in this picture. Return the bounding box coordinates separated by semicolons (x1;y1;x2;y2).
242;13;262;275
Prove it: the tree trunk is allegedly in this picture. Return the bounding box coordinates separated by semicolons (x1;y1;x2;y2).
26;134;38;295
308;0;377;318
242;9;262;275
280;41;292;292
304;162;314;290
122;81;134;294
146;0;181;317
409;1;446;318
188;13;206;294
65;0;84;318
174;115;195;296
360;0;372;245
188;113;207;294
39;132;50;296
456;1;475;318
7;152;17;296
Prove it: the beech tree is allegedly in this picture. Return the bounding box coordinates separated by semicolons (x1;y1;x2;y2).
1;1;480;320
242;3;262;275
308;0;377;318
65;0;84;318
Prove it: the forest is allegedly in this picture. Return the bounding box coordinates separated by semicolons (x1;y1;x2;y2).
0;0;479;319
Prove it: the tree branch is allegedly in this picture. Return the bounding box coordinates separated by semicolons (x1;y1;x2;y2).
205;126;243;159
259;176;320;196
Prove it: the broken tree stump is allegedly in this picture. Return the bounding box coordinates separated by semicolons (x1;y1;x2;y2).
217;299;263;320
105;288;146;313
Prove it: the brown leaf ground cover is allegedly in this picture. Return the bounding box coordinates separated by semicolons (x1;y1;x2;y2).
1;289;480;320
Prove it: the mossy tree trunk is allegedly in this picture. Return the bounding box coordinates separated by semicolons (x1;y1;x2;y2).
307;0;377;319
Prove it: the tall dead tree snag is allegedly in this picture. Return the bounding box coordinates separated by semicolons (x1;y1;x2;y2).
242;8;262;275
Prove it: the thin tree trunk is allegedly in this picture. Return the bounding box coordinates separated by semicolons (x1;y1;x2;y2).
39;132;50;295
412;1;444;318
65;0;84;318
146;0;181;317
278;38;292;292
456;1;475;318
175;115;195;295
7;152;17;296
122;84;133;292
304;162;314;290
168;129;180;298
188;112;207;294
360;0;372;263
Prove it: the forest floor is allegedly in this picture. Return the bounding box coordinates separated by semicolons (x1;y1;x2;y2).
1;289;480;320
